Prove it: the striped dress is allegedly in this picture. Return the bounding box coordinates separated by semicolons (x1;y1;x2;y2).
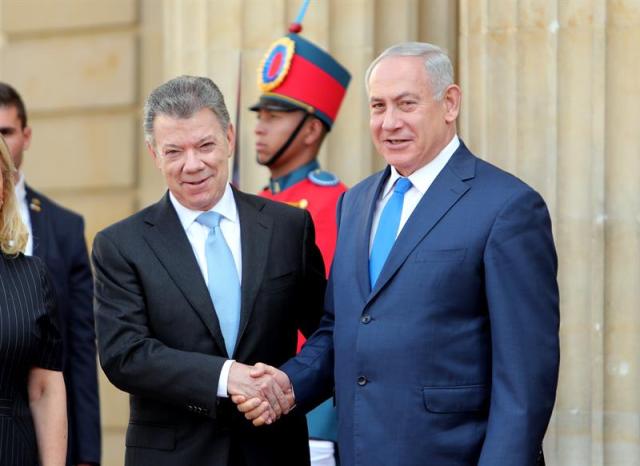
0;253;62;466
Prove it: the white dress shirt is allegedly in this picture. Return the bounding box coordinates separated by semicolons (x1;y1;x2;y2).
369;135;460;252
170;183;241;398
14;173;33;256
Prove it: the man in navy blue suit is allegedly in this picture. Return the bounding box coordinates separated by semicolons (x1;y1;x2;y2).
0;83;101;466
235;42;559;466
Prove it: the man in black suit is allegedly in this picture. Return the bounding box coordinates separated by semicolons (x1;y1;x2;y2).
92;75;325;465
0;83;101;466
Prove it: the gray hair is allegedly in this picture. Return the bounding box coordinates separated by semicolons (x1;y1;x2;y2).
365;42;454;100
143;75;231;145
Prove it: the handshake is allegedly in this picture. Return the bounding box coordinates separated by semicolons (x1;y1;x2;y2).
228;362;295;426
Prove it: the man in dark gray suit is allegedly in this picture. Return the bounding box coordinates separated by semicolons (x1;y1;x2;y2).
92;75;325;466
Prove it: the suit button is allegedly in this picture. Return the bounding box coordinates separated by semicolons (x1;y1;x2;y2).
357;376;368;386
360;314;371;324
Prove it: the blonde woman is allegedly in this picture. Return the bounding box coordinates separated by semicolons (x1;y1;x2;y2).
0;135;67;466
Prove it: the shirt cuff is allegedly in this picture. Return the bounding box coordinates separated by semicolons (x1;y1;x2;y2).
217;359;234;398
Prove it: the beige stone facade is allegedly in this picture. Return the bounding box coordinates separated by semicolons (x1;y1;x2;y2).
1;1;638;465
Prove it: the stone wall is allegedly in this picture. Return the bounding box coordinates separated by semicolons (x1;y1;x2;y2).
459;1;640;464
1;1;639;465
0;1;138;464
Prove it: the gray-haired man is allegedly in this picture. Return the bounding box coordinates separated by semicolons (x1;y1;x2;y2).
92;75;325;466
237;41;558;466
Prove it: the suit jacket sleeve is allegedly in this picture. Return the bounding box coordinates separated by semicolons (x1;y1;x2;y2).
281;194;343;413
478;188;560;466
297;209;327;339
64;216;102;464
92;231;227;419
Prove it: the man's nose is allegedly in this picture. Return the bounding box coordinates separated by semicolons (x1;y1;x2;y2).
381;107;401;130
183;149;203;171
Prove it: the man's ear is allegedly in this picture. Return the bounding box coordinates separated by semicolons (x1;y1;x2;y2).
22;126;32;151
303;117;325;146
443;84;462;123
226;123;236;158
146;141;162;168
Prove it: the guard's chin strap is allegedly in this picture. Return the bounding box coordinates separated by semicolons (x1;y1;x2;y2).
257;113;310;167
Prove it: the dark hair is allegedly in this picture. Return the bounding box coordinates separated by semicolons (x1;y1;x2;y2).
0;83;27;128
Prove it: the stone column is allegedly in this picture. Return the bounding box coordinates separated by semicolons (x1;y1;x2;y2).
460;1;640;465
604;1;640;464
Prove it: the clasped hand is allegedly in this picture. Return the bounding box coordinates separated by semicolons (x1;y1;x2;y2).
228;362;294;426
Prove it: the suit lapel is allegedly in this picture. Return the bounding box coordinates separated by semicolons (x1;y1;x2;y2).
355;169;389;300
25;186;49;259
368;144;476;303
233;189;273;353
142;193;228;356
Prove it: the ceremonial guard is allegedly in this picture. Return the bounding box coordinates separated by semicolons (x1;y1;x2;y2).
251;4;351;464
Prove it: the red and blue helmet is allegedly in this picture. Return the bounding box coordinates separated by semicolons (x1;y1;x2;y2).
250;32;351;130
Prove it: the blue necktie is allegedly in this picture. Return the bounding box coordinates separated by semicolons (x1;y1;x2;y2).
369;177;412;288
196;212;241;356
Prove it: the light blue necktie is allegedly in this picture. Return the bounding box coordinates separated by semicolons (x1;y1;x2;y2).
369;177;413;288
196;211;241;356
